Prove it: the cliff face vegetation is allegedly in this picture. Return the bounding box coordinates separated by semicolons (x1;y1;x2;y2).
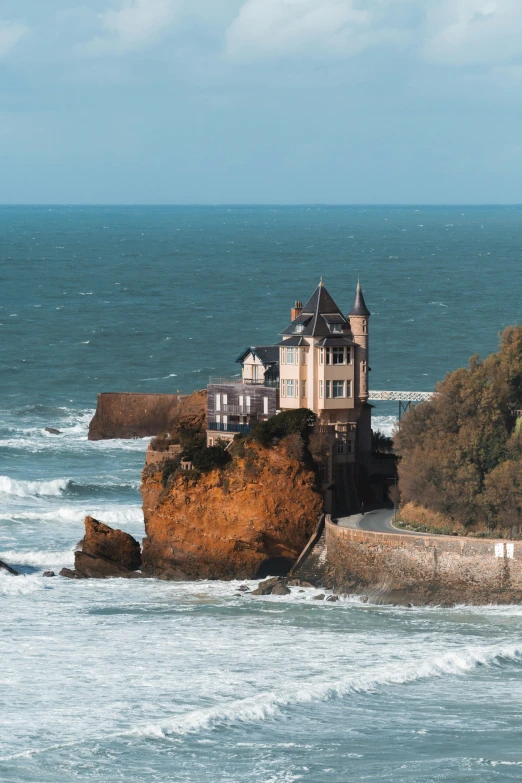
140;420;323;580
395;326;522;537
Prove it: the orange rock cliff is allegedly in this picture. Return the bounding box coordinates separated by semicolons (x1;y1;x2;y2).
139;439;323;580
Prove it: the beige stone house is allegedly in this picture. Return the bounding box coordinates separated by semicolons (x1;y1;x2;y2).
206;280;372;513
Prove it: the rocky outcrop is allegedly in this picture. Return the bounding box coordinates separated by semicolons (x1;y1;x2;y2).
0;559;19;576
140;440;323;580
61;517;142;579
88;390;206;441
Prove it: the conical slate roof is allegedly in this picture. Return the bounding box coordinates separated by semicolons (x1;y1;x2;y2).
349;280;370;317
280;281;350;337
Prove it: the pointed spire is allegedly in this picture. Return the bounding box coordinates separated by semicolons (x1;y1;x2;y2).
319;276;324;286
349;279;370;317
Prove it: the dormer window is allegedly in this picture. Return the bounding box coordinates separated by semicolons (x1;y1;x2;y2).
330;324;343;333
294;323;304;333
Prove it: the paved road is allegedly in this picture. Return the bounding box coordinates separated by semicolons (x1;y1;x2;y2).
336;507;431;536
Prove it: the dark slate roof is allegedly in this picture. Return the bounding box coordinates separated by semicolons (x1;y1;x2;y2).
349;281;370;317
315;337;355;347
280;282;351;337
235;346;279;366
275;336;306;346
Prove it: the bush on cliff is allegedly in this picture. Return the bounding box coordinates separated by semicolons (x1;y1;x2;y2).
252;408;317;447
192;444;231;472
395;326;522;534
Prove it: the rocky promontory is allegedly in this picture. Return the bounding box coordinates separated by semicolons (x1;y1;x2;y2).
88;390;206;440
140;438;323;580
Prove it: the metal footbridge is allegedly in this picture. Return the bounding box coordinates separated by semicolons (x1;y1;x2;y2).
368;390;434;418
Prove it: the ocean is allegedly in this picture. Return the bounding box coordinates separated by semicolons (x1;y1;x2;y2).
2;205;522;782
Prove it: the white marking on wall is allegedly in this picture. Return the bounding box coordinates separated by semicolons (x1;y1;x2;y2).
506;543;515;559
495;543;505;558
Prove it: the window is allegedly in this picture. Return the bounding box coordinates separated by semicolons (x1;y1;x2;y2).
287;347;295;364
331;324;343;333
215;414;221;423
332;381;345;398
280;380;285;397
320;348;324;365
346;380;352;397
286;379;295;397
346;347;352;364
223;415;228;427
239;395;243;409
362;320;367;334
301;347;307;365
222;393;228;405
325;347;332;365
302;380;306;398
215;393;221;411
319;380;323;399
246;395;251;411
337;441;345;455
252;365;259;381
294;323;304;333
325;381;331;399
320;463;327;481
332;347;345;365
347;440;353;454
263;397;268;415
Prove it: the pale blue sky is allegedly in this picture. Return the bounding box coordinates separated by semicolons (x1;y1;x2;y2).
2;0;522;203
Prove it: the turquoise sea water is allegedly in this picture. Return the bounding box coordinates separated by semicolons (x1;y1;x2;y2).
2;206;522;782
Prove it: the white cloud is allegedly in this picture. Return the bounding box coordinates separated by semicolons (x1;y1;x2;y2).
86;0;181;54
225;0;410;61
0;20;28;58
423;0;522;66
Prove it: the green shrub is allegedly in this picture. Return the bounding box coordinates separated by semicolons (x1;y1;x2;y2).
192;444;231;472
162;458;180;487
252;408;317;447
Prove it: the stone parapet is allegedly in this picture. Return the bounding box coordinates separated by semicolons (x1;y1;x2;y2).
324;518;522;605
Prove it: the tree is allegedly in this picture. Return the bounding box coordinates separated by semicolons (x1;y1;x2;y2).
394;326;522;531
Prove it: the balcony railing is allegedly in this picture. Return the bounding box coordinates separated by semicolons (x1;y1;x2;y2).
209;422;252;434
208;376;279;388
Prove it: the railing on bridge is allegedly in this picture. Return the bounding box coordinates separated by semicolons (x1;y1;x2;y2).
368;390;434;419
368;391;433;402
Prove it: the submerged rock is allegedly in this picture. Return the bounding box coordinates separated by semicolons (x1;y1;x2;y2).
271;582;291;596
59;567;85;579
312;593;325;601
42;570;55;577
0;559;19;576
45;427;62;435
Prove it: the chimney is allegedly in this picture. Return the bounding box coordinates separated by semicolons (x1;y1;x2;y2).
291;300;303;321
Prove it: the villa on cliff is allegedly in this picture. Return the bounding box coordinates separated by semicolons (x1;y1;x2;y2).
206;280;372;513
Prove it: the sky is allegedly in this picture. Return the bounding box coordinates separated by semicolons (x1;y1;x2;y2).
2;0;522;204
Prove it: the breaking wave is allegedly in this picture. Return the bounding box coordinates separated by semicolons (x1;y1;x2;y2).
0;571;43;596
130;643;522;738
372;415;397;438
0;476;69;497
0;549;74;567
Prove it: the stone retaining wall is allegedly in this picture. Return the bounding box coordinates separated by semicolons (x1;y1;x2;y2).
145;444;182;467
325;518;522;605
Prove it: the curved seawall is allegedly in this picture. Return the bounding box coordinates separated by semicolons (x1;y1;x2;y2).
325;517;522;605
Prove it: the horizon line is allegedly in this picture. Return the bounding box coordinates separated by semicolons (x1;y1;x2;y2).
1;202;522;208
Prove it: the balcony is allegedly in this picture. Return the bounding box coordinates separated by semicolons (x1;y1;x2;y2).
209;422;252;434
208;376;279;388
